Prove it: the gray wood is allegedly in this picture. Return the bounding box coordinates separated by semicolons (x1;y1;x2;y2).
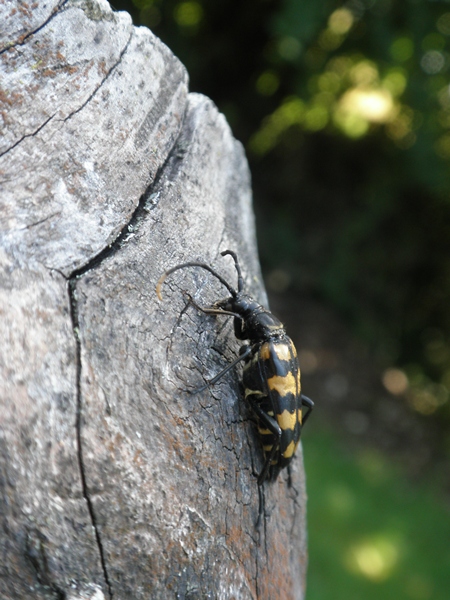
0;1;308;599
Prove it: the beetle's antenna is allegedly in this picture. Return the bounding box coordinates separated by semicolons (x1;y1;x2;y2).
221;250;244;293
156;261;237;300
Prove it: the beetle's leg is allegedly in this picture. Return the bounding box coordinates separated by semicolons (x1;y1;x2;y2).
249;402;282;485
256;483;265;528
286;464;293;488
190;345;253;394
233;315;247;340
301;395;314;425
182;291;241;319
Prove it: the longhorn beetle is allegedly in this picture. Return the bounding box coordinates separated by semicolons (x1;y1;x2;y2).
156;250;313;486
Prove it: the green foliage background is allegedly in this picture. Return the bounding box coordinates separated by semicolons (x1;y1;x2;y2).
305;426;450;600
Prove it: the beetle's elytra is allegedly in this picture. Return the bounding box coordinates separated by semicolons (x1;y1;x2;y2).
156;250;313;485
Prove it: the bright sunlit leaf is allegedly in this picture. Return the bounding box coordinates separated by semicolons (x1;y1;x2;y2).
339;88;396;123
346;536;400;582
328;8;354;35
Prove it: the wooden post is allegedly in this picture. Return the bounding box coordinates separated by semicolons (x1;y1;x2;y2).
0;1;308;598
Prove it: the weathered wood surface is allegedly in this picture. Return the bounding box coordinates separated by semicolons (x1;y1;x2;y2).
0;1;308;599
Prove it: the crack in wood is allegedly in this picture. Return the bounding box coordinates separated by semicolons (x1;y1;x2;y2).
68;279;113;600
60;104;190;598
0;0;69;56
0;112;56;159
68;105;188;281
1;2;131;161
62;30;133;125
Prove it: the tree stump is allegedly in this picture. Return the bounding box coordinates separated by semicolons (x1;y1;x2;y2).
0;1;308;598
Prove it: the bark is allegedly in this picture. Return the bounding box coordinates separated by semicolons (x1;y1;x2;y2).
0;1;308;599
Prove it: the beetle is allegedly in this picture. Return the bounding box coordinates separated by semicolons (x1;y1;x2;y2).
156;249;313;485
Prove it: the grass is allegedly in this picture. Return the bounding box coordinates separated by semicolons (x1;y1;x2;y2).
304;426;450;600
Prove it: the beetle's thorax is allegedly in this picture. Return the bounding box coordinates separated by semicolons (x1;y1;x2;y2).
218;293;285;343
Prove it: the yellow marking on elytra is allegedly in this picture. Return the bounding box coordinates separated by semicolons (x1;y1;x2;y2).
243;353;259;368
296;368;301;392
260;342;297;362
277;409;297;431
268;373;296;396
283;440;296;459
297;408;303;425
263;445;273;452
275;343;297;361
258;428;272;435
260;343;271;361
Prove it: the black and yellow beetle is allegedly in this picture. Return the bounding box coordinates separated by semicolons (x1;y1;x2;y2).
156;250;313;485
